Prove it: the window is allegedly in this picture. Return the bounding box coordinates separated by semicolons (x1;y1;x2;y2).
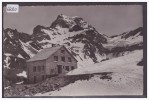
61;50;65;54
38;66;41;72
61;56;65;62
42;66;44;71
68;57;72;62
65;66;69;71
54;56;58;61
33;66;36;72
71;66;75;70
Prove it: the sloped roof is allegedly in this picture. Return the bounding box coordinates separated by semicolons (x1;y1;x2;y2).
27;45;63;62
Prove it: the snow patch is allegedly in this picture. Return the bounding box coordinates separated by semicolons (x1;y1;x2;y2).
16;81;24;84
4;53;13;56
16;71;27;78
17;54;25;59
4;86;11;90
4;56;10;69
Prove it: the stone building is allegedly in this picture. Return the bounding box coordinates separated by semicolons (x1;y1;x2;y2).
26;45;77;84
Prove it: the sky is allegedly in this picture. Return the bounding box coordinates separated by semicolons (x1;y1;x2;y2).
3;5;143;36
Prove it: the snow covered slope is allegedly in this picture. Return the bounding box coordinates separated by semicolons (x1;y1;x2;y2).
68;50;143;75
103;27;143;59
36;50;143;96
104;27;143;50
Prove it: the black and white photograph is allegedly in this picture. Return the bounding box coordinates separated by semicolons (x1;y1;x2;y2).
2;2;147;97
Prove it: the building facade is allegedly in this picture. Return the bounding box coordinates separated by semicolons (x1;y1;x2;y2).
27;45;77;84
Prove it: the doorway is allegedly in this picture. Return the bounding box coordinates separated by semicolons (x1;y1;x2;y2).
57;65;62;74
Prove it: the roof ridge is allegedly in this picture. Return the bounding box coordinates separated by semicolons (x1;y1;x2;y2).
27;45;63;62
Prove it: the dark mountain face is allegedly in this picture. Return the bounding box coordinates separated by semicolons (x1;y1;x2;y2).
67;29;107;62
3;28;32;59
4;28;30;41
121;27;143;39
32;25;51;41
110;27;143;39
30;25;52;50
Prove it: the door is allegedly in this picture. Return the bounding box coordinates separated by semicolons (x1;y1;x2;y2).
57;65;62;74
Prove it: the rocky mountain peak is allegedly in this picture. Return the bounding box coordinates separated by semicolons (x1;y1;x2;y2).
50;14;74;28
57;14;69;19
4;28;31;43
50;14;89;30
4;28;18;39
